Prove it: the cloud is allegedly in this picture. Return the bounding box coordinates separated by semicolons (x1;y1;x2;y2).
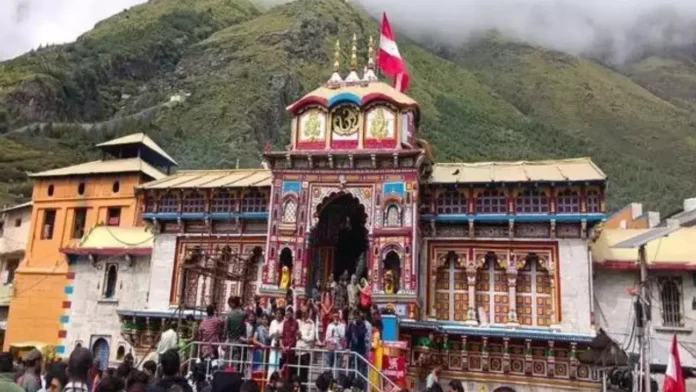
355;0;696;63
0;0;146;61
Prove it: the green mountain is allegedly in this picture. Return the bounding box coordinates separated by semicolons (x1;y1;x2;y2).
1;0;695;214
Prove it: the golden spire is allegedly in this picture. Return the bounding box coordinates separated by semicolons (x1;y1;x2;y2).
350;33;358;70
333;39;341;71
367;35;375;69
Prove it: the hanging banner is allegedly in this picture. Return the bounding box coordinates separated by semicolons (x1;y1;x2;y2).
382;355;407;383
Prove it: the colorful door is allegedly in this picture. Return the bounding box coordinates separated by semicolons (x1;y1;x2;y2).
434;259;468;321
92;338;110;370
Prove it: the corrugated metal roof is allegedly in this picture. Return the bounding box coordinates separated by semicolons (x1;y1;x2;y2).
77;226;154;249
28;158;166;180
592;228;696;266
1;201;32;214
138;169;272;190
96;133;178;166
429;158;606;184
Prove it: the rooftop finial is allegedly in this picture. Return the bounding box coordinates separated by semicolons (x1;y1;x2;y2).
328;39;343;85
362;35;378;82
333;39;341;71
350;33;358;70
345;33;361;83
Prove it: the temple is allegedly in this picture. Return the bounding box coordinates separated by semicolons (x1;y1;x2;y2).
118;36;608;392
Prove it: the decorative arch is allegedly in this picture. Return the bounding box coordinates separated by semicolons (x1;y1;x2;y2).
384;203;401;227
493;387;517;392
311;188;372;231
328;92;361;107
383;250;401;294
116;345;126;361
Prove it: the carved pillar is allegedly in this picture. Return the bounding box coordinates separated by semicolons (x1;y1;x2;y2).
569;342;578;379
468;219;474;239
506;269;519;325
547;340;556;378
429;254;440;319
508;219;514;239
465;268;478;325
524;339;533;375
503;338;511;373
461;336;469;370
481;337;490;371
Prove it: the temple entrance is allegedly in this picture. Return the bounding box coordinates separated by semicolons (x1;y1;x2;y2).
308;193;369;293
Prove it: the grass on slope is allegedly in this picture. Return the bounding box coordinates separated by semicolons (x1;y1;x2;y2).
452;37;696;212
622;51;696;111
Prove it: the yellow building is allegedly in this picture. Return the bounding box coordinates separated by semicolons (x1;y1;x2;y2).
4;133;175;354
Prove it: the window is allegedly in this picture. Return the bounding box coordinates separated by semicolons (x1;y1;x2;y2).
14;218;21;227
107;208;121;227
476;254;509;324
420;190;433;214
104;264;118;299
72;208;87;239
586;190;601;213
5;259;19;284
183;192;205;213
434;252;467;322
557;189;580;214
659;277;682;327
436;190;467;214
516;189;549;214
0;221;4;237
476;190;508;214
112;181;120;193
77;182;85;195
242;190;268;213
145;196;156;213
516;255;553;326
116;346;126;361
47;184;54;197
385;205;400;227
159;194;179;213
211;190;235;213
42;210;56;239
282;199;297;223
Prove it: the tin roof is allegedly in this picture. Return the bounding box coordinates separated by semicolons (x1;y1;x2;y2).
592;228;696;268
428;158;606;184
138;169;272;190
96;133;178;166
62;226;153;256
28;158;166;180
0;201;32;214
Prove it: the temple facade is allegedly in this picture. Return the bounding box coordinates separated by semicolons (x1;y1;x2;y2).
122;38;608;392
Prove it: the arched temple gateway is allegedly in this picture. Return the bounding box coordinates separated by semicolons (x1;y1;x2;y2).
68;36;606;391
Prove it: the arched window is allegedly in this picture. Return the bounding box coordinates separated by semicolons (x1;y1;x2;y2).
437;190;467;214
385;204;400;227
557;189;580;214
660;277;682;327
516;254;553;326
159;193;179;213
282;199;298;223
476;254;508;324
77;182;86;196
211;190;235;213
104;264;118;299
586;190;601;213
242;190;268;213
516;189;549;214
476;190;507;214
116;346;126;361
47;184;55;197
183;192;205;213
278;248;293;287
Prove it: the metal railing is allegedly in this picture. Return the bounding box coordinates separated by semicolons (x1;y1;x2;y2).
180;341;400;392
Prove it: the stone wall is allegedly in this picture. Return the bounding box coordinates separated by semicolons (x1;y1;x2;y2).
147;234;178;310
64;255;150;366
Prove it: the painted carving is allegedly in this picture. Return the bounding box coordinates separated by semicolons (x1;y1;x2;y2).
331;105;360;136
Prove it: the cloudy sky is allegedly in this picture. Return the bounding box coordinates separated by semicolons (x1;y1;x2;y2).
2;0;696;63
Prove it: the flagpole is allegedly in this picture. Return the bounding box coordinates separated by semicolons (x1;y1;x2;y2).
639;244;651;392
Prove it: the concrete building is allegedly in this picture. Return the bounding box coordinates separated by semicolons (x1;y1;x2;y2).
592;226;696;390
4;133;175;353
0;202;32;347
61;226;153;369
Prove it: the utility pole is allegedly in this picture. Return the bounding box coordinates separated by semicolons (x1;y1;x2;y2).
639;244;651;392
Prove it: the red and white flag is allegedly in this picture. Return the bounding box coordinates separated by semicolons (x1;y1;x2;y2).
663;335;686;392
378;12;410;93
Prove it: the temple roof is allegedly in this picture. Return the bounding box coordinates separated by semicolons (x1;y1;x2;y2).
429;158;606;184
62;226;154;256
29;157;166;180
138;169;272;190
286;81;418;114
96;133;178;167
592;228;696;269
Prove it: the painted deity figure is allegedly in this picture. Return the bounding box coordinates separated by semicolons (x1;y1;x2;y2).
347;274;358;309
333;272;349;311
279;264;291;290
383;270;395;295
